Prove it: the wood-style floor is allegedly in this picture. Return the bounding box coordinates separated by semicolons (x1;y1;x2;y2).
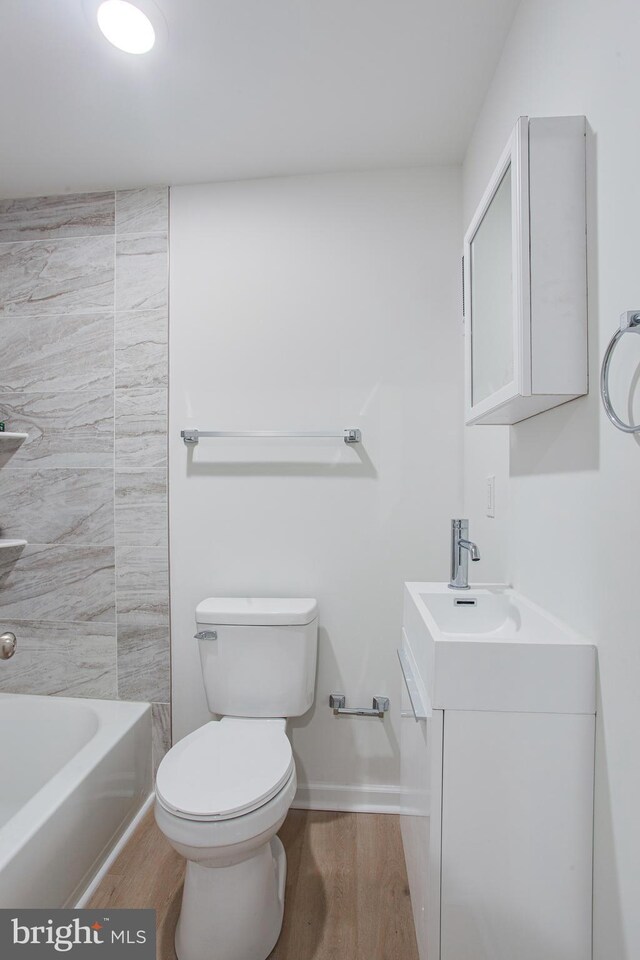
89;808;419;960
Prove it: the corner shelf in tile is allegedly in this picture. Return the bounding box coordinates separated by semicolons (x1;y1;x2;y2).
0;539;27;550
0;432;28;444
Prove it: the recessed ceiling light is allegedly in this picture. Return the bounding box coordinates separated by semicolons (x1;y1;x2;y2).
97;0;156;54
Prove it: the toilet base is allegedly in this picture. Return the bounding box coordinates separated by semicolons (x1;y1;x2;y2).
175;836;287;960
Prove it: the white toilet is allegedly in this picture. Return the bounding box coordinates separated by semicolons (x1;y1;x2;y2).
154;597;318;960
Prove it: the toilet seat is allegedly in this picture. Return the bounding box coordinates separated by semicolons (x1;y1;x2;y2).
156;718;294;822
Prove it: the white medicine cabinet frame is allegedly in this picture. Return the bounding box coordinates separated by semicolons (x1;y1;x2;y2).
463;116;588;425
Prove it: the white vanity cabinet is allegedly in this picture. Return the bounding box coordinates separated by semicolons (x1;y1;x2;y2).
400;583;596;960
463;116;588;424
399;637;442;960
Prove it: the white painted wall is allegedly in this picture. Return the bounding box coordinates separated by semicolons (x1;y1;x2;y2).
169;168;463;810
462;2;640;955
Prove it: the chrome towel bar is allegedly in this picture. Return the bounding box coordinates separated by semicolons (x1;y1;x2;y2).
600;310;640;433
397;647;431;721
181;428;362;445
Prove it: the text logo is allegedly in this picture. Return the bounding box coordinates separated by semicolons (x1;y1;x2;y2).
0;910;156;958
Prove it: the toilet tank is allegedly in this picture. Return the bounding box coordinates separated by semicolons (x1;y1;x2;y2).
195;598;318;718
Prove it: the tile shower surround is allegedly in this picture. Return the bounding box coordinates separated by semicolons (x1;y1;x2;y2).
0;188;170;771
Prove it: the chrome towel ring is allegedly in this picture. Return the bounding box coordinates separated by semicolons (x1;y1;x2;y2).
600;310;640;433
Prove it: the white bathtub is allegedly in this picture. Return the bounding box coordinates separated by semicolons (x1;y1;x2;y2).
0;693;151;907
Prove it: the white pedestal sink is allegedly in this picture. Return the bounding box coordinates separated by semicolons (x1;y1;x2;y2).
399;582;596;960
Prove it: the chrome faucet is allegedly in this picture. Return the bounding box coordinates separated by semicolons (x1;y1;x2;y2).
449;519;480;590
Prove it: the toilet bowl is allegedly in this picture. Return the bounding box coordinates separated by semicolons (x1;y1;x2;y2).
156;718;297;960
155;597;318;960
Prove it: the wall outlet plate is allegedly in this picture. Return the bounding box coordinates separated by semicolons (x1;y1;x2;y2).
486;475;496;518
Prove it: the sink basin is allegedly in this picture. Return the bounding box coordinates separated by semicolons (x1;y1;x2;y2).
403;583;596;714
418;588;522;638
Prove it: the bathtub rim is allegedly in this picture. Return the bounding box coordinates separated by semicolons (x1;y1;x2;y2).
0;692;152;875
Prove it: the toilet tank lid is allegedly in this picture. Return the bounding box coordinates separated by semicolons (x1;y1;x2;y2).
196;597;318;626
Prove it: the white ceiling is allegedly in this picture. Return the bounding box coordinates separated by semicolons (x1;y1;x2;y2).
0;0;519;198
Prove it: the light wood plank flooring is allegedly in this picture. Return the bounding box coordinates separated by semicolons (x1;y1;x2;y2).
89;808;418;960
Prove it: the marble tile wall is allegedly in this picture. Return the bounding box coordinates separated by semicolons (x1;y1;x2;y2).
0;188;170;773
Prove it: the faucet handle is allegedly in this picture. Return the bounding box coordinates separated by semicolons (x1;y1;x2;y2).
0;632;17;660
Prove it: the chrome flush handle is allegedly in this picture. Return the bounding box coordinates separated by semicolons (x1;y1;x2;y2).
194;630;217;641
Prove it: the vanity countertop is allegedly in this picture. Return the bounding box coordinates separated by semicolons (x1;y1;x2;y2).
402;582;596;714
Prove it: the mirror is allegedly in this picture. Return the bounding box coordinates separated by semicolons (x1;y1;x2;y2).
464;116;587;425
470;164;513;406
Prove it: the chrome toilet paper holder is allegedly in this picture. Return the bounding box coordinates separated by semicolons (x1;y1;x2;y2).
329;693;389;718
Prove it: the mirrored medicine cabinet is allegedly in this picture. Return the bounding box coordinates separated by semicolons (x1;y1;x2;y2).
463;115;588;425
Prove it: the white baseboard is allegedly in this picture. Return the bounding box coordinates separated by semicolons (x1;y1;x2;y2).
75;793;154;908
292;782;402;815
